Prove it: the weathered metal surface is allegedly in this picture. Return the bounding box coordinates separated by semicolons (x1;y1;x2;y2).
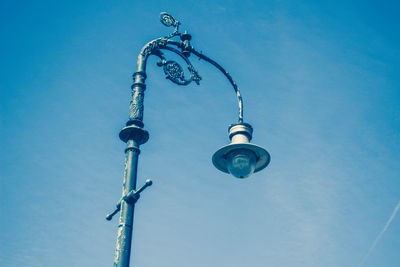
113;140;139;267
111;12;250;267
128;12;244;126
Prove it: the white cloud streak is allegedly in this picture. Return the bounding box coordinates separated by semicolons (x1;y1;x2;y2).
358;200;400;267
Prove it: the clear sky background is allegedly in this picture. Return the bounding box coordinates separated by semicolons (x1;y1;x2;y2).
1;1;399;266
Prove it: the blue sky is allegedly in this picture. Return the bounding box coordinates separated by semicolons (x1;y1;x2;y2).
1;1;399;266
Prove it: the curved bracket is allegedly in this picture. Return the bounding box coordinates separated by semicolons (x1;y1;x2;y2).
190;47;243;123
139;39;201;86
127;12;244;129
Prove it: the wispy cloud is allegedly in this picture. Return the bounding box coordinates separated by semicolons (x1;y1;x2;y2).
358;200;400;267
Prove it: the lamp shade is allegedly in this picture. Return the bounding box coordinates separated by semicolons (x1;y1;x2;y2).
212;123;270;178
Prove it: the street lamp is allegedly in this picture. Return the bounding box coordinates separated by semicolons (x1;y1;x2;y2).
106;12;270;267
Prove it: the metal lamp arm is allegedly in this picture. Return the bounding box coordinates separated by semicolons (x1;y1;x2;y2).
165;39;244;123
190;47;244;123
127;12;245;127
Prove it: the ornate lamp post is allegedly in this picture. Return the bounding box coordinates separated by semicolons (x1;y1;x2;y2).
106;12;271;267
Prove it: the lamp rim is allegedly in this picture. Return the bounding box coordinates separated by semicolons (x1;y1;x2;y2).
212;143;270;174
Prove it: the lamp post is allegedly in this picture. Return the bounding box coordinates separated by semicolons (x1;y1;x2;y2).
106;12;271;267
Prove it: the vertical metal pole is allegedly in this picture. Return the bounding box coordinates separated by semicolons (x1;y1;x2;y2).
113;139;140;267
111;33;149;267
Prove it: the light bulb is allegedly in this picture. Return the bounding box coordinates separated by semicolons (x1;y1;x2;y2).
227;149;256;178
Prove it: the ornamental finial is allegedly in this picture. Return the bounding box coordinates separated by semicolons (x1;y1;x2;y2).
159;12;180;27
159;12;181;38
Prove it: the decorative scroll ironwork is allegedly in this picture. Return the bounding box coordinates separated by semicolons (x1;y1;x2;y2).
160;12;179;28
159;12;180;39
138;15;202;86
131;12;244;123
154;46;201;86
159;60;201;85
140;38;168;57
163;61;184;84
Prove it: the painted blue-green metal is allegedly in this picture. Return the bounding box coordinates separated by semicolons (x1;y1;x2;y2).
107;12;269;267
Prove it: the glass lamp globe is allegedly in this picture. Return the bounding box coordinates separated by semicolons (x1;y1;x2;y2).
212;123;270;178
227;149;257;178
